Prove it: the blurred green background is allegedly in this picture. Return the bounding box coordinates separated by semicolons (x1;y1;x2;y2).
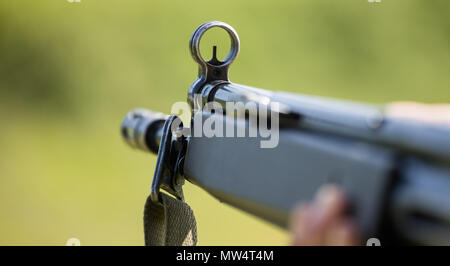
0;0;448;245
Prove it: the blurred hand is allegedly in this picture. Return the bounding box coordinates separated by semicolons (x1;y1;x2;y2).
290;185;359;246
289;102;450;246
386;102;450;126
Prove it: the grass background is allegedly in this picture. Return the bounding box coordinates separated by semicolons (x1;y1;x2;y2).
0;0;448;245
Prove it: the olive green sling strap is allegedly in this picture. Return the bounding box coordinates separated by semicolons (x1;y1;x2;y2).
143;192;197;246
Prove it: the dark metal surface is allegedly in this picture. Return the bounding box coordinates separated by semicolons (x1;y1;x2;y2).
390;158;450;245
121;109;167;153
150;116;182;202
188;21;239;111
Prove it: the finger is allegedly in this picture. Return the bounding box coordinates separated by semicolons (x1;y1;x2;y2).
290;203;323;246
312;184;348;230
324;218;360;246
386;102;450;126
290;185;349;245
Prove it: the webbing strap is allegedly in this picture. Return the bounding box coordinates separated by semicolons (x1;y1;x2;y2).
143;192;197;246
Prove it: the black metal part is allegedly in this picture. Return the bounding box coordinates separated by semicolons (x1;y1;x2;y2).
389;158;450;245
150;115;186;202
121;109;167;154
188;21;239;111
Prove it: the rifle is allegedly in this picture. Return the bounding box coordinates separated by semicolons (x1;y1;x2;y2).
121;21;450;245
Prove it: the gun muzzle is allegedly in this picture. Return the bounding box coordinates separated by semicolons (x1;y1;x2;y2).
121;109;167;154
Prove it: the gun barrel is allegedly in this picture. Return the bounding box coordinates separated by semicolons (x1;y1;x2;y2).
200;81;450;165
121;109;167;154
